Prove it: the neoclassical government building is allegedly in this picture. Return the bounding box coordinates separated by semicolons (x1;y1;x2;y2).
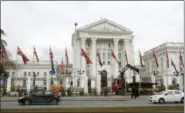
72;18;135;94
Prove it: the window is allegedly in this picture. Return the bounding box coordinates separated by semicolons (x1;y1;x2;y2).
107;52;111;60
107;61;110;65
44;72;47;76
43;79;46;86
174;91;181;95
44;91;53;96
166;91;173;95
24;72;27;76
28;72;31;76
77;79;80;87
37;72;39;76
35;91;44;96
12;72;15;76
103;61;106;65
23;79;26;87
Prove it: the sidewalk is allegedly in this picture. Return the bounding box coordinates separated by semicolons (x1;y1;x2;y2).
1;95;150;102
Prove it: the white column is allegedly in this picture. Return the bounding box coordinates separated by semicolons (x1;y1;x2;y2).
27;76;31;93
81;37;88;94
6;76;12;92
124;39;131;83
91;38;97;90
113;38;119;78
47;74;51;90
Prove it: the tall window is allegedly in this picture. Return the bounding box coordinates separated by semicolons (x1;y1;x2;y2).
77;78;80;87
28;72;31;76
23;79;26;87
107;52;111;65
37;72;39;76
44;72;47;76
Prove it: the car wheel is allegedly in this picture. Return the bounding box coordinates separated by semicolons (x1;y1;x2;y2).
24;100;31;105
181;97;184;103
158;98;165;104
51;99;58;105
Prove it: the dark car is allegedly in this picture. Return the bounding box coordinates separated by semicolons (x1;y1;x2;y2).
18;90;61;105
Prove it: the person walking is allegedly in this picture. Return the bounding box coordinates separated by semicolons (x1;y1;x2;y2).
131;85;136;99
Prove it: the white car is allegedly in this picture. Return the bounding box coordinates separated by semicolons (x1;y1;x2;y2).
149;90;184;104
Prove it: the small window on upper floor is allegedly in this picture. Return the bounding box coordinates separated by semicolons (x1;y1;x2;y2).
24;72;27;76
28;72;31;76
44;72;47;76
107;61;111;65
37;72;39;76
12;72;15;75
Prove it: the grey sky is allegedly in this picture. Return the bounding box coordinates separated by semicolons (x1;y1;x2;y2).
1;1;184;65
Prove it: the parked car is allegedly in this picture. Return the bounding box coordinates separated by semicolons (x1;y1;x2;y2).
149;90;184;104
18;90;61;105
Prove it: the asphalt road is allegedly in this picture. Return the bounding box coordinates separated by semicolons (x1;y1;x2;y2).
1;100;183;110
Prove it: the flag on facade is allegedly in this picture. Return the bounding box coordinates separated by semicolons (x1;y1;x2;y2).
49;47;55;75
81;48;92;64
111;50;120;67
1;49;5;64
125;49;128;64
33;46;39;63
179;52;184;69
97;52;103;67
17;46;29;64
65;47;69;65
139;49;144;67
61;58;65;73
171;59;178;74
166;51;169;68
152;51;159;67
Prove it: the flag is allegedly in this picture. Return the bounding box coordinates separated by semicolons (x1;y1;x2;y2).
81;48;92;64
61;58;65;73
97;52;103;67
1;49;5;64
171;59;178;74
139;50;144;67
49;47;55;75
125;50;128;64
179;52;184;69
152;51;159;67
166;51;169;68
65;48;69;65
33;46;39;63
111;50;120;67
17;46;29;64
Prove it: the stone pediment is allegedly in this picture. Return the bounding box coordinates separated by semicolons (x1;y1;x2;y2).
77;18;133;34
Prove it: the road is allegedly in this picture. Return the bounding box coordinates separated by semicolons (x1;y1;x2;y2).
1;100;183;109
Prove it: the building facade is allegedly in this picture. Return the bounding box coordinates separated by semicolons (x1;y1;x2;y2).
143;42;184;90
5;61;59;93
72;18;134;95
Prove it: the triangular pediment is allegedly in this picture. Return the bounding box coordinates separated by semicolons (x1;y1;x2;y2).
77;18;133;33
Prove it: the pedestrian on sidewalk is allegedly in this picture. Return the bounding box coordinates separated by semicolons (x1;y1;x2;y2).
131;85;136;99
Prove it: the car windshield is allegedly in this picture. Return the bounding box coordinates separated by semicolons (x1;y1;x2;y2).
156;91;166;95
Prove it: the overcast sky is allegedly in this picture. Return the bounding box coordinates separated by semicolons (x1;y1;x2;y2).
1;1;184;65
